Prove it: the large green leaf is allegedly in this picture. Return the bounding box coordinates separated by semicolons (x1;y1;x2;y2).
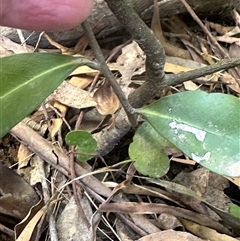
0;53;92;138
140;91;240;177
129;122;171;178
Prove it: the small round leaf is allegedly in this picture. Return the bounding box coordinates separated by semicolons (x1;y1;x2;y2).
66;130;97;162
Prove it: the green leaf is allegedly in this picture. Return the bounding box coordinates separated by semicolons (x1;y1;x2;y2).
65;130;97;162
0;53;92;138
140;91;240;177
229;203;240;218
129;122;171;178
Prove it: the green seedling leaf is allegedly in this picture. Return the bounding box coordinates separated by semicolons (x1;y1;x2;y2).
229;203;240;219
0;53;93;138
140;91;240;177
65;130;97;162
129;122;172;178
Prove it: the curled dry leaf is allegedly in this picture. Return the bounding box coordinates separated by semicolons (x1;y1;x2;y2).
48;101;68;138
17;143;33;168
15;197;44;241
93;79;120;116
117;41;146;85
0;35;34;57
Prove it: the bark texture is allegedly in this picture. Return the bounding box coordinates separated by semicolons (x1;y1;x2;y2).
0;0;238;48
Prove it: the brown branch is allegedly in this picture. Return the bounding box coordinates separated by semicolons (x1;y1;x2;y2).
164;57;240;87
105;0;166;108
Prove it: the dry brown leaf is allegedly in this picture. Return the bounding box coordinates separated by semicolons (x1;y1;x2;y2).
116;218;140;240
50;118;64;138
117;41;146;89
17;155;50;186
70;66;98;75
208;21;235;35
164;62;192;73
171;168;231;222
229;42;240;59
70;62;118;76
158;213;183;230
225;177;240;188
217;35;240;45
16;204;47;241
44;32;77;55
98;202;228;234
170;168;211;213
17;143;33;168
53;100;68;115
0;44;14;56
69;75;93;88
183;80;200;90
131;213;160;234
180;38;205;63
56;196;93;241
151;1;164;42
165;16;189;35
122;184;181;205
200;42;215;65
93;80;120;116
14;198;43;240
138;230;205;241
53;81;96;109
219;72;240;94
225;26;240;36
0;35;34;57
151;0;191;59
49;101;68;137
180;218;238;241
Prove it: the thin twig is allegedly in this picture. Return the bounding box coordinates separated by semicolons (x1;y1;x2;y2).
69;109;90;228
16;29;28;50
165;57;240;87
81;20;138;127
36;156;58;241
75;109;85;130
89;39;131;93
69;148;91;228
